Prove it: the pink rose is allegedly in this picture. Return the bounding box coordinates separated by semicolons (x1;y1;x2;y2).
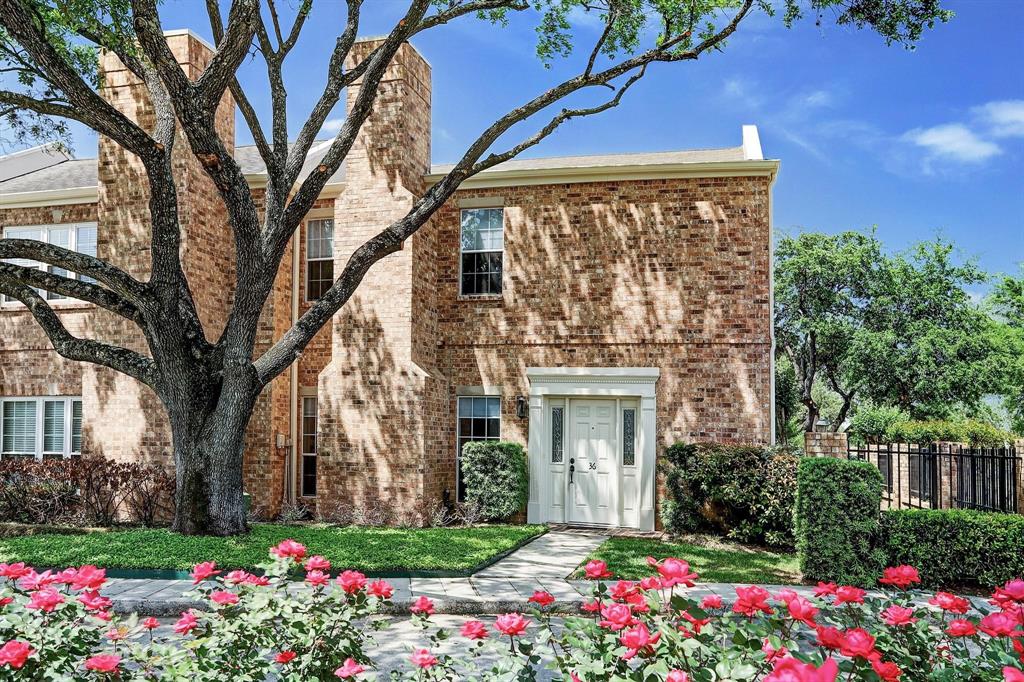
815;625;845;650
667;671;689;682
335;657;365;678
787;596;819;627
368;580;393;599
173;610;199;635
275;651;297;664
494;612;531;637
981;612;1024;638
336;570;367;594
0;562;31;580
78;590;112;612
598;602;635;631
210;590;239;606
460;619;488;639
410;595;434;615
69;565;107;591
84;654;121;673
142;617;160;630
304;555;331;571
27;588;64;612
764;657;839;682
871;659;902;681
191;561;219;584
619;623;660;658
654;557;698;588
701;594;723;610
410;649;438;669
882;605;917;627
946;619;977;637
929;591;970;614
839;628;877;659
584;560;612;579
305;570;330;587
528;590;555;606
271;539;307;562
813;582;838;598
0;640;35;669
1004;667;1024;682
733;585;773;617
879;565;920;589
835;585;866;605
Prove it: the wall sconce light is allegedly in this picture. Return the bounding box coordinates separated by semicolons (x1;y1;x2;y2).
515;395;527;419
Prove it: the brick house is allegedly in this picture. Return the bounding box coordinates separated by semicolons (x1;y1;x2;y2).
0;32;778;531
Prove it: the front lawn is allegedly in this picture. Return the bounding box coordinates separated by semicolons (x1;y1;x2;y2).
578;534;801;584
0;523;544;573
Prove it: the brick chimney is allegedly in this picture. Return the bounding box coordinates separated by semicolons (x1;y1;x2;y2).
82;30;235;465
317;38;447;522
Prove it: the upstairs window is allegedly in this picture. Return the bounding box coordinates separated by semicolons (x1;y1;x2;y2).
305;218;334;301
1;224;98;304
459;208;503;296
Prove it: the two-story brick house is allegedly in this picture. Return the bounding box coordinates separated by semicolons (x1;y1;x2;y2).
0;31;777;531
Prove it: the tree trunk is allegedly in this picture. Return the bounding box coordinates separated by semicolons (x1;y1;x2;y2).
801;399;819;433
168;385;256;536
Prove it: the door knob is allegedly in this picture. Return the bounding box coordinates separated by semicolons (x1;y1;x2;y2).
568;458;575;485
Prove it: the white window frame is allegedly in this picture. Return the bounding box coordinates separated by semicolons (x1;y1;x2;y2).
304;218;335;303
300;394;318;497
0;396;82;460
455;394;502;499
458;207;504;297
1;223;98;307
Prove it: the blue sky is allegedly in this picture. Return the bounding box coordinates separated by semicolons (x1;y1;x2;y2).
56;0;1024;284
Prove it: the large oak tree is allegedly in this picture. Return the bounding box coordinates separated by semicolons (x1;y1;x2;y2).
0;0;950;535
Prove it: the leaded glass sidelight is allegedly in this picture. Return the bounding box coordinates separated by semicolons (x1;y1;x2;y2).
623;408;636;466
551;406;564;463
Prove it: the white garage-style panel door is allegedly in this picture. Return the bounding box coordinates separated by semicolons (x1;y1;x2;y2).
568;400;618;526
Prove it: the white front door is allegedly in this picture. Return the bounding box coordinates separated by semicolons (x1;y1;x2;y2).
568;399;618;526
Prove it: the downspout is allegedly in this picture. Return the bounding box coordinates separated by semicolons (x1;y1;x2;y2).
288;230;300;505
768;166;779;445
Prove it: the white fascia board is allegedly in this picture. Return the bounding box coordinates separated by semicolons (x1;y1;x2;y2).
0;186;97;209
425;159;780;190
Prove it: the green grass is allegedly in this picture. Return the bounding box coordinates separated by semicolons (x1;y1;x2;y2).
0;523;545;573
578;535;801;585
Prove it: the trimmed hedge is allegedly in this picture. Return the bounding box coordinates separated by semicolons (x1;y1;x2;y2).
883;418;1014;447
877;508;1024;588
460;440;528;521
661;442;798;548
795;457;885;586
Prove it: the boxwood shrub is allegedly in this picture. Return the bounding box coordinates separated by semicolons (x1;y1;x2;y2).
460;440;528;521
877;508;1024;588
661;442;798;548
795;457;886;586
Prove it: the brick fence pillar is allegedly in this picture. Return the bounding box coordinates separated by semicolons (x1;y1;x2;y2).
803;431;848;458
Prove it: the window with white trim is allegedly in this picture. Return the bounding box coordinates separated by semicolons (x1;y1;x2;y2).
0;397;82;459
301;395;318;497
1;224;98;304
456;396;501;499
459;208;503;296
305;219;334;301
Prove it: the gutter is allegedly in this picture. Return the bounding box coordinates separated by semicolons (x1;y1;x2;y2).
0;186;97;209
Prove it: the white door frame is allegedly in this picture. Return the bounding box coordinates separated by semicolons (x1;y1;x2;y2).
525;367;659;531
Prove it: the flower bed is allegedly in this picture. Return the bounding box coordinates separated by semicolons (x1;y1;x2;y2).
2;541;1023;680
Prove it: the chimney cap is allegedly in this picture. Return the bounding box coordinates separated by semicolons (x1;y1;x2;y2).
162;28;216;53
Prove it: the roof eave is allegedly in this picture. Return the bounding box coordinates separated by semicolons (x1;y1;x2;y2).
424;159;780;190
0;185;97;209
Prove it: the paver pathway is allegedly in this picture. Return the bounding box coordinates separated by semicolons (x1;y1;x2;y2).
105;529;608;615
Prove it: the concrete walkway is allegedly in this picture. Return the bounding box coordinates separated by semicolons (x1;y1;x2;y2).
107;529;608;616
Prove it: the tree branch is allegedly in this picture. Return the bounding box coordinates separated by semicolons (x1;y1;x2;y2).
0;238;147;302
0;261;144;323
0;282;156;386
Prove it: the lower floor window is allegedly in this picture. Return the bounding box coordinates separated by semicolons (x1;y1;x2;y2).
301;395;318;497
456;396;501;500
0;396;82;459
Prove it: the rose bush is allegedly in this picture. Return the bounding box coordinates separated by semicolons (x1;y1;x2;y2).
1;541;1023;681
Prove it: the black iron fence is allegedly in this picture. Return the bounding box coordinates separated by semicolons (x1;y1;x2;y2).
847;442;1021;514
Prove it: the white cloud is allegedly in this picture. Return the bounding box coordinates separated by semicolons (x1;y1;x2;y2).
972;99;1024;138
798;90;833;109
901;123;1002;163
320;118;344;134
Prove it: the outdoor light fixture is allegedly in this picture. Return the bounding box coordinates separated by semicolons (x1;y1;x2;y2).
516;395;527;419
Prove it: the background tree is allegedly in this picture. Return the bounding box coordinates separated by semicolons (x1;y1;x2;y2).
0;0;952;535
987;267;1024;434
774;230;883;431
848;238;1000;418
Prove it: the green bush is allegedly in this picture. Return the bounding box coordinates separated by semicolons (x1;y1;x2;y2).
877;508;1024;588
848;403;909;444
795;457;885;586
660;442;798;548
460;440;528;521
883;418;1013;447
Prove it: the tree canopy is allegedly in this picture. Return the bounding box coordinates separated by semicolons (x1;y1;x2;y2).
0;0;953;534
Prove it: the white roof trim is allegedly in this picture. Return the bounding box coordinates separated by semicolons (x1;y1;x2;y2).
426;159;779;190
0;186;97;209
742;125;763;161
